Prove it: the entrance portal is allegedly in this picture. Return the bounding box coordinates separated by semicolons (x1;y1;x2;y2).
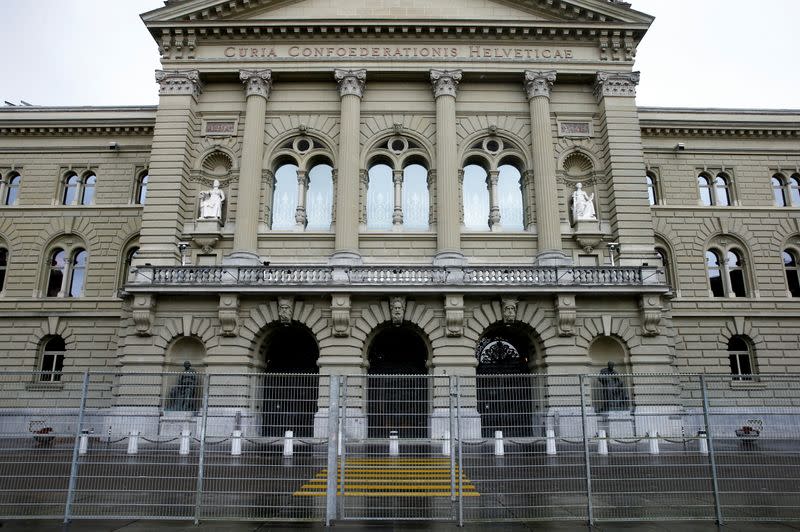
367;326;429;438
476;324;536;437
259;323;319;437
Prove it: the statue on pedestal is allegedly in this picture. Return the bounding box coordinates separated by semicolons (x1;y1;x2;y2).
166;361;201;413
198;180;225;220
572;182;596;222
597;361;629;412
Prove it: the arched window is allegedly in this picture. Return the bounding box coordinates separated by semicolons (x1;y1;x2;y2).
713;173;732;206
271;163;299;230
81;174;96;205
497;164;523;231
790;174;800;206
784;249;800;297
773;175;788;206
4;173;21;205
707;245;748;298
40;336;66;382
46;246;88;298
655;246;672;288
646;172;658;206
462;164;490;230
402;164;429;230
774;173;800;207
306;163;333;230
0;247;7;292
367;163;393;230
728;336;754;380
62;172;96;206
135;172;149;205
63;173;80;205
697;174;712;206
120;245;139;289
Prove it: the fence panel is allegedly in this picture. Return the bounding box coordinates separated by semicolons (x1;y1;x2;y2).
703;374;800;521
0;371;86;519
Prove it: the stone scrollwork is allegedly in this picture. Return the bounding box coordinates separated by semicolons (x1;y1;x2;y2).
278;297;294;326
390;296;406;326
501;297;518;325
555;294;576;337
239;69;272;99
335;69;367;98
594;71;640;99
430;69;462;98
523;70;557;100
640;295;662;337
444;294;464;337
218;294;240;337
155;70;202;97
132;294;156;336
331;294;352;337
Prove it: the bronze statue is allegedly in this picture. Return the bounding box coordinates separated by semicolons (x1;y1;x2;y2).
166;360;200;412
598;361;629;412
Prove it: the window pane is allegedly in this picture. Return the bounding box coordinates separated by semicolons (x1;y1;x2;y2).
790;176;800;205
646;174;656;205
69;250;87;297
728;336;748;352
271;164;299;230
138;174;149;204
64;175;79;205
0;248;6;291
463;164;489;230
45;337;66;351
728;354;739;375
498;165;523;231
714;175;730;206
367;164;393;230
698;176;712;206
706;251;724;297
727;251;746;297
402;164;429;230
772;176;786;206
5;174;20;205
47;249;66;297
785;251;800;297
306;164;333;231
738;353;752;376
41;353;55;380
81;175;96;205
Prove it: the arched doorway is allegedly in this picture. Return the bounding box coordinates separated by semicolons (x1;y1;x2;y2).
476;324;537;437
258;323;319;437
367;325;429;438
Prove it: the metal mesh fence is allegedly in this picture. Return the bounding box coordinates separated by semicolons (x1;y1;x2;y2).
0;370;799;525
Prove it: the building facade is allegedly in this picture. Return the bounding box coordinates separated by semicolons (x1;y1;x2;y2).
0;0;799;436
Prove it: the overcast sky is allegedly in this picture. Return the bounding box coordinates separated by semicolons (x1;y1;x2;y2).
1;0;798;109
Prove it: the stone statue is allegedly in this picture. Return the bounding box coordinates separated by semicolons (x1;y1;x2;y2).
166;361;200;412
198;179;225;220
278;297;294;325
501;297;518;325
390;296;406;326
597;361;629;412
572;182;596;221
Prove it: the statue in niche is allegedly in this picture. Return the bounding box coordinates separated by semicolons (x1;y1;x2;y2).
198;179;225;220
166;361;201;413
597;361;629;412
390;296;406;326
572;182;596;222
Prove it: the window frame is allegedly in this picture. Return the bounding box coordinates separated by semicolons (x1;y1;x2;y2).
783;248;800;298
697;170;735;207
44;244;89;298
773;172;800;207
645;170;660;206
39;337;66;383
134;170;149;205
706;242;750;298
60;170;97;206
3;172;21;206
727;336;756;381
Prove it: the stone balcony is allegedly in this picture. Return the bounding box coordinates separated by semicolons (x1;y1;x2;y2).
126;265;667;295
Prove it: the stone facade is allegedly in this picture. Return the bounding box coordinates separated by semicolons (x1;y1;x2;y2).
0;0;798;433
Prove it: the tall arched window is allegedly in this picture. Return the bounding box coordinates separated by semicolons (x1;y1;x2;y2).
726;250;746;297
271;163;299;230
773;175;788;206
790;174;800;206
773;173;800;207
402;164;429;230
655;246;672;289
707;244;748;298
63;173;80;205
121;245;139;289
699;173;733;206
728;336;755;380
0;247;7;292
62;172;96;205
81;174;96;205
713;173;732;206
698;174;713;206
367;163;393;230
5;173;21;205
497;164;523;231
40;336;66;382
46;246;88;298
135;172;149;205
646;172;658;206
783;249;800;297
306;163;333;230
462;164;490;230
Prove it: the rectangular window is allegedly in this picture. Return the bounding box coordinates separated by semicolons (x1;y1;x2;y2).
40;352;65;382
729;353;752;381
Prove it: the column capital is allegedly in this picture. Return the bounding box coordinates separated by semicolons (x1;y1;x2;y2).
430;69;462;98
335;69;367;98
523;70;557;99
594;71;640;100
239;69;273;98
155;70;203;97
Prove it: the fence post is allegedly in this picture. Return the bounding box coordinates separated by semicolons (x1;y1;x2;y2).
339;375;347;518
700;374;724;525
456;376;464;528
579;374;594;526
63;370;90;524
449;376;457;505
193;373;211;526
325;375;341;526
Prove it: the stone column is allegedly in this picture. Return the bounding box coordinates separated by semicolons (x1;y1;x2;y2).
229;69;272;264
487;169;501;230
594;71;656;266
430;69;465;266
294;169;309;229
524;70;567;265
392;169;403;229
330;69;366;265
135;70;203;266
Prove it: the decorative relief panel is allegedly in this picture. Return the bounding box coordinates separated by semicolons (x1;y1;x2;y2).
132;294;156;336
331;294;351;337
444;294;464;337
218;294;240;337
555;294;576;337
640;295;662;337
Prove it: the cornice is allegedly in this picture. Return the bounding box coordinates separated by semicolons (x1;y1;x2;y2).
640;126;800;139
0;123;155;137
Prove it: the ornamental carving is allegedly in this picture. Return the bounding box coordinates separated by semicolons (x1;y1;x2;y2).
278;297;294;326
444;295;464;337
239;69;272;99
390;296;406;326
430;69;462;98
501;297;518;325
594;71;640;99
218;294;239;337
640;295;662;337
335;69;367;98
155;70;202;97
523;70;557;99
331;294;351;337
555;294;576;337
132;294;156;336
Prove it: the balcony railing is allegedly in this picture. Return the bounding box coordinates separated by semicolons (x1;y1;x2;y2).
128;264;665;293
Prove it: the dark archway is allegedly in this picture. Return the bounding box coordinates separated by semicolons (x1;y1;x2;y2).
476;324;536;437
258;323;319;437
367;325;429;438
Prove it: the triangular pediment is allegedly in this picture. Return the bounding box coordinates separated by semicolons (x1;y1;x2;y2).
143;0;653;25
